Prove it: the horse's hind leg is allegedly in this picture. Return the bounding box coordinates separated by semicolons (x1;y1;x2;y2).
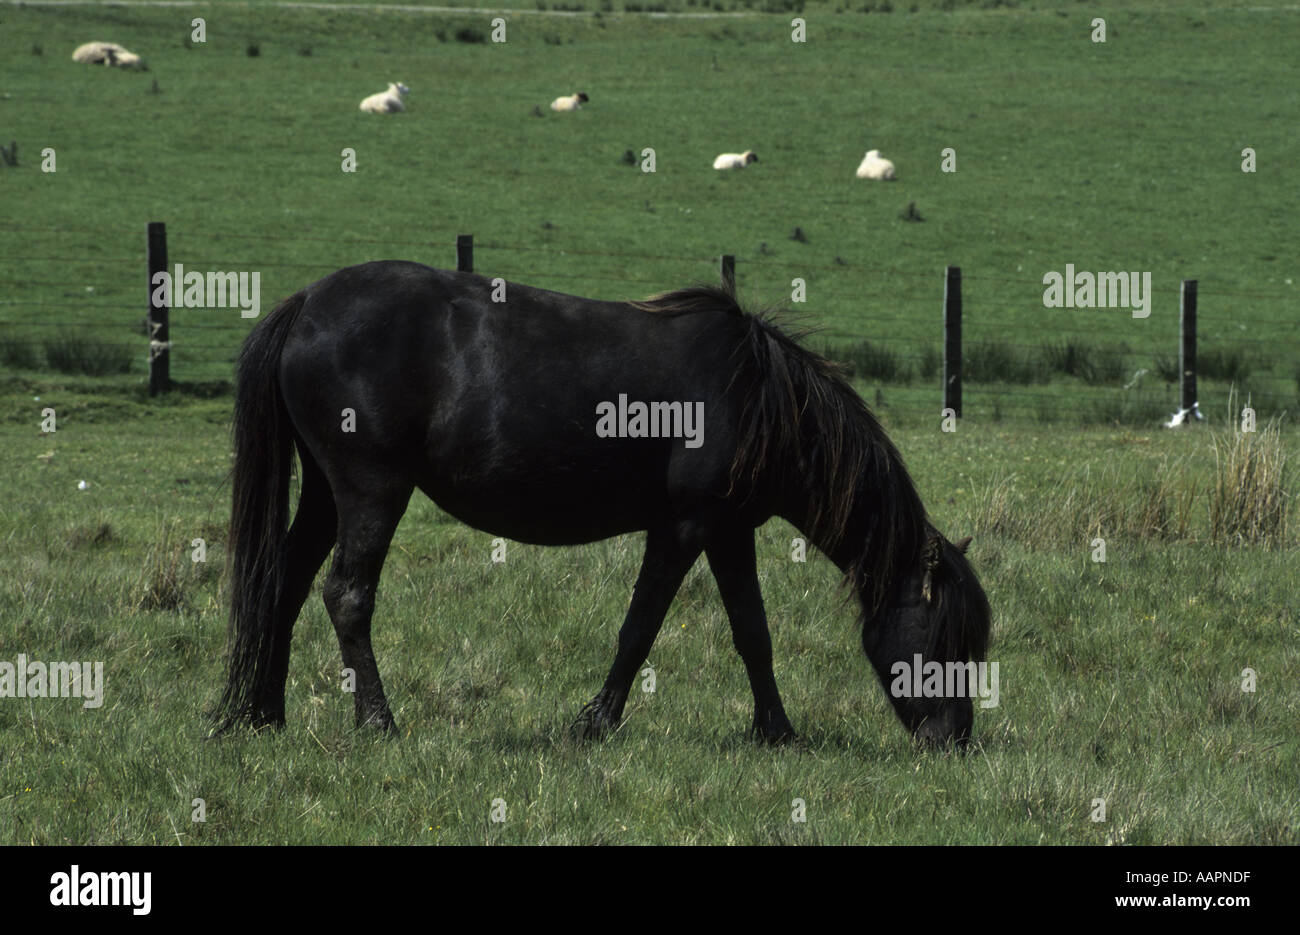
255;449;338;726
321;477;413;730
705;527;796;744
573;526;702;740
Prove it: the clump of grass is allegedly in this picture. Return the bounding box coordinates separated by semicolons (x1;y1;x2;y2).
1199;348;1253;382
246;41;260;57
1042;339;1092;377
1041;339;1128;384
0;336;41;369
1209;419;1289;548
455;26;488;43
965;460;1202;549
138;524;189;612
43;336;133;376
964;341;1043;384
1081;385;1172;426
68;521;117;550
918;344;941;380
826;340;910;383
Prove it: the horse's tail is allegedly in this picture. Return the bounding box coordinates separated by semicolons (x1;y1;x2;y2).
213;291;308;733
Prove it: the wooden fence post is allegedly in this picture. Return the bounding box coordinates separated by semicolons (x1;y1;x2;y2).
457;234;473;273
943;265;962;418
147;221;170;396
720;254;735;293
1180;279;1198;418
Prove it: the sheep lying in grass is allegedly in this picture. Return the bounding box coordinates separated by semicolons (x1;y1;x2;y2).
855;149;896;180
549;92;589;112
72;41;147;70
360;82;410;114
713;150;758;170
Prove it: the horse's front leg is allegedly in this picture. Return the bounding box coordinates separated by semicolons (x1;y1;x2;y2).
572;526;701;740
705;526;797;744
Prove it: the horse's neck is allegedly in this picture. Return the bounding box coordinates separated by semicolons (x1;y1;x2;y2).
777;472;866;574
792;468;927;592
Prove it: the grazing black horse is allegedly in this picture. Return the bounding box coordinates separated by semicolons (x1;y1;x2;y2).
216;261;991;747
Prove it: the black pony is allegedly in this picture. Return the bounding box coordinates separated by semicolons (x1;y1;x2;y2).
216;261;991;746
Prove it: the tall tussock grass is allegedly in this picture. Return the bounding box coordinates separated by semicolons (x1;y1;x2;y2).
964;421;1291;550
1209;419;1289;548
965;465;1201;549
133;519;219;612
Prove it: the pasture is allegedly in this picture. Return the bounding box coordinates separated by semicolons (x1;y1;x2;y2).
0;0;1297;845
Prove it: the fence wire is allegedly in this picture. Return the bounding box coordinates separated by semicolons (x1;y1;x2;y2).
2;225;1296;419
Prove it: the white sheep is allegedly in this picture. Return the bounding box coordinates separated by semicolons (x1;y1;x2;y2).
855;149;897;180
713;150;758;170
72;41;147;70
550;92;589;112
359;82;410;114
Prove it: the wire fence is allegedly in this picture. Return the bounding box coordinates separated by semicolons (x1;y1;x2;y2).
2;224;1296;422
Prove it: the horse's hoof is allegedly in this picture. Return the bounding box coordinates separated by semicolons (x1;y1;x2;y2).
751;720;798;746
571;699;618;741
250;709;287;731
356;710;397;732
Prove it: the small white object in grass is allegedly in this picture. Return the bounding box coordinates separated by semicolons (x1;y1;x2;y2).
712;150;758;170
855;148;897;180
359;82;410;114
78;480;90;490
549;92;589;112
1163;403;1204;428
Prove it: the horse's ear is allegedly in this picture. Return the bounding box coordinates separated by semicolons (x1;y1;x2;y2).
954;536;972;554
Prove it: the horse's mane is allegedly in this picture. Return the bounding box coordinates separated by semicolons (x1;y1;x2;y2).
927;544;991;663
631;283;744;318
633;282;930;619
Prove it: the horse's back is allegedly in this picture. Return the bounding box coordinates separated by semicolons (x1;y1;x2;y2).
277;261;756;543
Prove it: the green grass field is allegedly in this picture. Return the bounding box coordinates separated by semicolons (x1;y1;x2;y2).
0;1;1297;845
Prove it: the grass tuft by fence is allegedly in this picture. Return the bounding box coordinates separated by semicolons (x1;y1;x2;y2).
0;335;40;369
964;341;1044;385
1210;419;1290;548
1198;348;1255;383
825;339;911;383
43;335;134;376
1041;339;1130;384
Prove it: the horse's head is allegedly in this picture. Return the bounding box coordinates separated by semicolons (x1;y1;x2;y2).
861;532;992;750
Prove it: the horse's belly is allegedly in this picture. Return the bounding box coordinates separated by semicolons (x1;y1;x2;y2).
416;467;663;545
